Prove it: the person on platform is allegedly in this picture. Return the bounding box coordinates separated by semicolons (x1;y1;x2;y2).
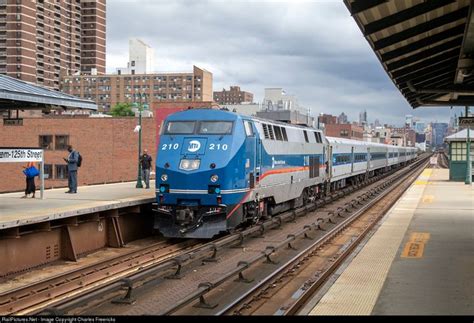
140;149;153;189
63;145;79;194
21;162;39;198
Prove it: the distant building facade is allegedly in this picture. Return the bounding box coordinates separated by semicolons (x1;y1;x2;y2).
0;0;106;90
213;86;253;105
325;124;363;140
338;112;348;124
318;114;337;126
431;122;448;148
359;110;367;126
391;126;416;147
61;66;213;111
117;38;155;75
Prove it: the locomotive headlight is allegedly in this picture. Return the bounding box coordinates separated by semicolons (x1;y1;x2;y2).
210;174;219;183
191;159;200;170
161;174;168;182
179;159;200;171
180;159;190;169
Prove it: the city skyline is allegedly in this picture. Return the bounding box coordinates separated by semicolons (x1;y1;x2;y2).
105;0;467;126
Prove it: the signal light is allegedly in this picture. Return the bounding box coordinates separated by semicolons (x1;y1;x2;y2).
217;196;222;204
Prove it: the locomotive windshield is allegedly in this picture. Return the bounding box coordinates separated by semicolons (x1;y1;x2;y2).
198;121;233;134
164;120;234;135
165;121;195;134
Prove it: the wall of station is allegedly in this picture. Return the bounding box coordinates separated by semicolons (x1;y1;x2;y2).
0;116;157;193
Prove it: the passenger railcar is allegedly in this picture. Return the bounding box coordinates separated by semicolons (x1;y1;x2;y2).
154;109;417;239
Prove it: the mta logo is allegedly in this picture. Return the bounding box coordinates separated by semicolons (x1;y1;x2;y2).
188;140;201;152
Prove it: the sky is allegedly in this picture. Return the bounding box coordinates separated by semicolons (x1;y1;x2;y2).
105;0;464;126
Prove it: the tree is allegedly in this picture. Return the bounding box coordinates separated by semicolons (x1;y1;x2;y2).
110;103;134;117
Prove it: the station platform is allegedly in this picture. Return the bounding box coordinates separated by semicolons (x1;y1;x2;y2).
0;181;156;230
308;168;473;315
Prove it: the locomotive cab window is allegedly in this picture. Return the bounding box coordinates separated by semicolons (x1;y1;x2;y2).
165;121;195;134
199;121;233;134
243;120;254;137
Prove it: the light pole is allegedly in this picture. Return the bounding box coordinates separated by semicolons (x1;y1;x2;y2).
133;93;149;189
465;106;472;185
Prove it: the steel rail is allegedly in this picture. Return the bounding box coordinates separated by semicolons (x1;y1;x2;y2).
162;155;430;315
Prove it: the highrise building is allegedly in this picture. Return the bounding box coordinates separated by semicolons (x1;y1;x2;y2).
405;114;414;128
359;110;367;126
117;38;155;75
337;112;348;124
0;0;106;90
431;123;448;148
81;0;106;75
415;121;425;134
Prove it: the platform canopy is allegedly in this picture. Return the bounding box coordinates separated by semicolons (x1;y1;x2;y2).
344;0;474;108
0;74;97;112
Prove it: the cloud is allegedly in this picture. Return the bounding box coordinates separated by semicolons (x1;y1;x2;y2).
106;0;458;126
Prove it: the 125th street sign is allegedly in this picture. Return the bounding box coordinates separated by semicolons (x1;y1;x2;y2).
459;117;474;128
0;148;43;163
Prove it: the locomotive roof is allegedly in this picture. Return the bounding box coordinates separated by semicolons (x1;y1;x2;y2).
167;108;324;132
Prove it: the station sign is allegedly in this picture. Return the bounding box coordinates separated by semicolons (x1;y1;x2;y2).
459;117;474;128
0;148;43;163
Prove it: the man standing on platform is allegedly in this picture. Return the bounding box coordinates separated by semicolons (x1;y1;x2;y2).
64;145;79;194
140;149;153;189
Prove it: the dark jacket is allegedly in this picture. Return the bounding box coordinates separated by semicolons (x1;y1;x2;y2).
140;154;152;170
67;150;79;171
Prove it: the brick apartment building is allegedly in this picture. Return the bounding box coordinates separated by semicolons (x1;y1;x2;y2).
318;114;337;126
0;0;106;90
213;86;253;105
0;116;155;193
325;124;364;140
61;66;213;111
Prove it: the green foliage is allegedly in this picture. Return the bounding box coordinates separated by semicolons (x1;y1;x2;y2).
110;103;135;117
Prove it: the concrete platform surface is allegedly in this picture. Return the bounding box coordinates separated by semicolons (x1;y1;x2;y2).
0;181;156;230
309;169;474;315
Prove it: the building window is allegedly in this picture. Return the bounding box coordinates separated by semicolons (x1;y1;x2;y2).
44;164;53;179
55;135;69;150
39;135;53;150
55;165;68;180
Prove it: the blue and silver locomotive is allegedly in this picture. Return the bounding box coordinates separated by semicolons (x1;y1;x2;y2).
154;108;417;239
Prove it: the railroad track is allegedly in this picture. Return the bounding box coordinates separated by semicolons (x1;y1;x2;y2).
0;155;429;315
220;155;429;315
0;239;202;315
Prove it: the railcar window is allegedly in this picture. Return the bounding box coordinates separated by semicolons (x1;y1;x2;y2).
243;120;254;137
281;127;288;141
317;132;322;143
274;126;283;141
303;130;309;143
199;121;233;134
165;121;195;134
